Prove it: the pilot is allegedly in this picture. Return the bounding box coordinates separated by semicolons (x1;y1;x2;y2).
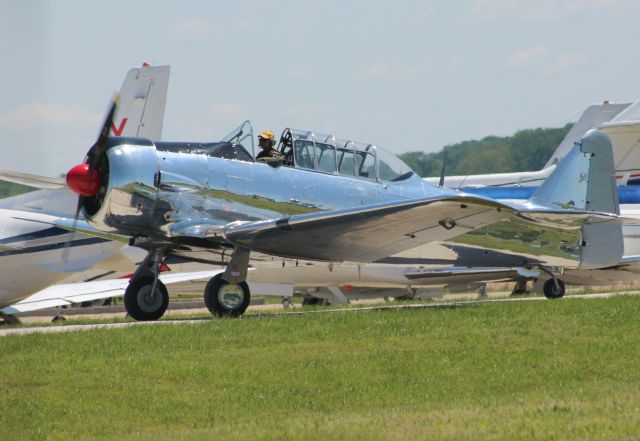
256;130;284;166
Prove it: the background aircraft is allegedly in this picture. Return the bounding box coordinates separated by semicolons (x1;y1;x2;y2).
424;99;640;188
0;64;171;321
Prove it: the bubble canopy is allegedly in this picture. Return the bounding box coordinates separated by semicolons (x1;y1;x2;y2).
274;127;415;182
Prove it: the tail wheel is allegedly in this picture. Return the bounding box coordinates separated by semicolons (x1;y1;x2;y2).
543;279;565;299
204;273;251;317
124;277;169;321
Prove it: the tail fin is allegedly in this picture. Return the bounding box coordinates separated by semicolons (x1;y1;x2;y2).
530;129;618;214
544;102;628;168
112;64;170;141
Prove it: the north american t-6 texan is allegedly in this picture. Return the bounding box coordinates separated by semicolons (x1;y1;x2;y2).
61;97;628;320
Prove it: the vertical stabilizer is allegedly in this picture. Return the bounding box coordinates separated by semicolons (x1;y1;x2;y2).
531;129;618;214
113;64;170;141
544;102;628;168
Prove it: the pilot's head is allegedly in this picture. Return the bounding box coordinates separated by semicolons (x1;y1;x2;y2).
258;130;275;150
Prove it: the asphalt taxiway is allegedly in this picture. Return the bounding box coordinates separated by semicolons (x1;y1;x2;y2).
1;291;637;337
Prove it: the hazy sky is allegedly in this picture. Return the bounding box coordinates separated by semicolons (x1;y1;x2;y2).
2;0;640;175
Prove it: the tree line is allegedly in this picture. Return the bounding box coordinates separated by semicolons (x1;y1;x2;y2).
399;123;573;178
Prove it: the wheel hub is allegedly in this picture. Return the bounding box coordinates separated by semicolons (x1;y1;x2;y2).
138;285;163;313
218;283;244;309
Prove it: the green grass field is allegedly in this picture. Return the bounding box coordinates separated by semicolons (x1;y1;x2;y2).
2;296;640;440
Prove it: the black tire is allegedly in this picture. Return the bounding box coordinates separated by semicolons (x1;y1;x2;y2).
204;273;251;317
302;297;328;306
543;279;565;299
124;277;169;321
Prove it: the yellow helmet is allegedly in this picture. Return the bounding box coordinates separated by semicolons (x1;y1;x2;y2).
258;130;275;141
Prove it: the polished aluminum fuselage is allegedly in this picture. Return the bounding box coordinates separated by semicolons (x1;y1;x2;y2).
84;140;591;269
88;141;436;233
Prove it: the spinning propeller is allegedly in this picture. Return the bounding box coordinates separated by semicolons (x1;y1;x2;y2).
62;96;119;263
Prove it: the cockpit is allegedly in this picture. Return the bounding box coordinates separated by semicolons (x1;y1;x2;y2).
276;128;415;182
161;120;416;183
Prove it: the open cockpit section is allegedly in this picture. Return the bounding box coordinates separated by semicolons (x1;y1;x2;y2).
155;120;256;162
275;127;415;182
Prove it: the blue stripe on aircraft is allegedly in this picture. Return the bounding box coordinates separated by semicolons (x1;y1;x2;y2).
462;185;640;204
0;237;109;257
0;226;71;244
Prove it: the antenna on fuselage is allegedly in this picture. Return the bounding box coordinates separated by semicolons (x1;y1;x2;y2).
438;150;448;187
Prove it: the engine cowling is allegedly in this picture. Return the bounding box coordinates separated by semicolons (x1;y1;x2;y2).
67;137;161;236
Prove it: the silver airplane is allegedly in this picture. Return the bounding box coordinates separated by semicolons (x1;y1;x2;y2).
57;98;626;321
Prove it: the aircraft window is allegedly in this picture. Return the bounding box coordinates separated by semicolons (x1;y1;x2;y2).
356;152;376;179
337;149;356;176
315;143;337;173
377;148;414;181
294;140;315;169
221;120;255;158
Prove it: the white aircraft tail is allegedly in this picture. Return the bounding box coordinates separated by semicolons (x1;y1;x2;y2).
0;64;171;190
600;98;640;185
543;101;628;168
424;101;629;189
112;64;170;141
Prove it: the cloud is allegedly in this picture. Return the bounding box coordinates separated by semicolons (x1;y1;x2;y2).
506;45;548;68
505;46;589;73
544;51;589;74
361;63;394;79
209;102;248;119
289;67;317;78
169;19;213;39
230;18;257;32
359;62;431;80
280;103;334;120
468;0;640;20
409;6;436;26
0;102;101;130
448;55;466;71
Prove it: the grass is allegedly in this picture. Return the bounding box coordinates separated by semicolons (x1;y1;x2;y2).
2;295;640;440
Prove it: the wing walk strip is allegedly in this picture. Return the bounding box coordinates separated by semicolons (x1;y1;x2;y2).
2;291;638;337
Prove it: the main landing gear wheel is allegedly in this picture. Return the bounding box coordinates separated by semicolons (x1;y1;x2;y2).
543;279;565;299
124;277;169;321
204;273;251;317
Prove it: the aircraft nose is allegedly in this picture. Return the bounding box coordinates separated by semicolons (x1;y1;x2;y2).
66;164;100;197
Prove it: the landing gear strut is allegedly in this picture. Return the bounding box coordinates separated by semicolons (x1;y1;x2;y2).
124;250;169;321
511;278;528;295
204;247;251;317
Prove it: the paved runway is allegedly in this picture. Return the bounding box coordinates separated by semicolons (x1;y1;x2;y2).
1;291;637;337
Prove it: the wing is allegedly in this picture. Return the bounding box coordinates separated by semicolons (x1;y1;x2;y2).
0;170;65;189
0;270;222;315
223;194;621;263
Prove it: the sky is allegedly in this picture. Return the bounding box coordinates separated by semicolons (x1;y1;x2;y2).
1;0;640;176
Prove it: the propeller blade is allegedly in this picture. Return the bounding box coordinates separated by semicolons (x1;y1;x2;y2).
61;197;84;265
86;94;119;168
